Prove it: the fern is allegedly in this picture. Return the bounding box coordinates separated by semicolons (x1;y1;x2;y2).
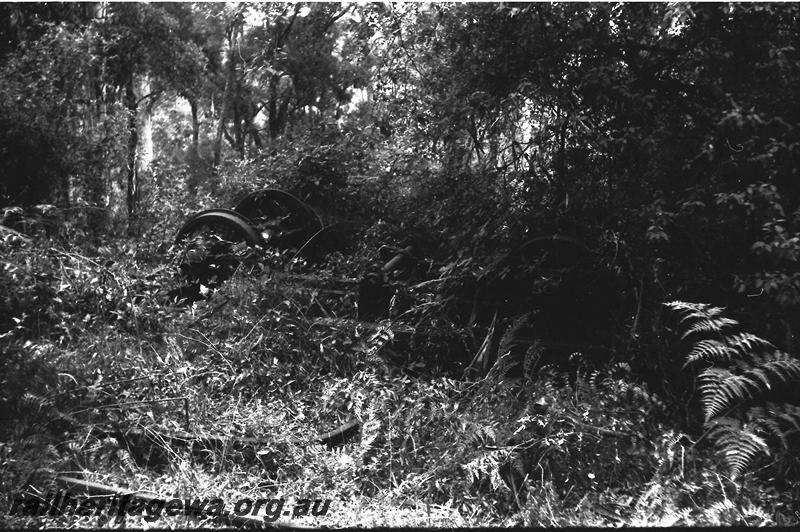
463;449;509;492
665;301;739;340
706;417;770;478
359;414;381;457
496;313;531;360
748;403;800;450
682;317;739;340
739;504;773;526
666;301;800;477
522;343;544;383
686;333;775;366
699;365;772;421
365;325;395;369
769;403;800;433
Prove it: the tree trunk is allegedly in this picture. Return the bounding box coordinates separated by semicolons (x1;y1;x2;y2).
246;99;262;150
213;23;238;168
249;119;262;150
555;108;569;208
183;95;205;194
233;79;245;157
137;75;154;178
268;75;280;140
125;75;138;226
189;97;200;158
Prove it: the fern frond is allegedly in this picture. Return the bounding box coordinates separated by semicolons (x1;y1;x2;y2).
479;424;497;445
665;300;720;321
117;448;138;473
588;369;603;389
686;333;775;366
749;351;800;383
747;403;800;449
463;449;509;491
522;343;543;382
367;326;394;357
740;504;773;526
747;408;785;443
699;353;800;420
726;333;775;358
664;300;702;312
665;301;739;339
682;317;739;340
699;368;762;420
679;305;726;324
359;417;381;452
686;339;730;365
496;313;531;359
768;402;800;433
670;300;800;478
21;392;52;413
707;417;770;478
708;497;735;516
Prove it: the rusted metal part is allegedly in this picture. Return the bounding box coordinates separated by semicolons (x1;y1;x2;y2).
307;234;615;373
175;209;266;248
356;245;420;322
170;206;619;374
316;417;361;446
173;209;265;288
171;189;348;290
381;245;415;273
169;191;415;296
234;189;323;250
54;475;305;528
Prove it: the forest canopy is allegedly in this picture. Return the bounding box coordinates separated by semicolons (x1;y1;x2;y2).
1;3;797;300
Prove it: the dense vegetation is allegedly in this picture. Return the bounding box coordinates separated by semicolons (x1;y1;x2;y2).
1;2;799;526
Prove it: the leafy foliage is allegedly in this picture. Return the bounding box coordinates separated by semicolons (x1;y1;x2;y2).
666;301;800;478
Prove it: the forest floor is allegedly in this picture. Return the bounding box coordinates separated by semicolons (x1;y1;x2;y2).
1;234;798;528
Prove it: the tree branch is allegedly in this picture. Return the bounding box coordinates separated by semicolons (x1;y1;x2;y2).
135;89;164;107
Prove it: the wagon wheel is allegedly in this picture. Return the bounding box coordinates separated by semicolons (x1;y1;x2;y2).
234;189;323;250
174;209;265;286
292;222;355;261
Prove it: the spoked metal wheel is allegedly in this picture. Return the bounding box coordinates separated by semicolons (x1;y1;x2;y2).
174;209;265;286
292;222;355;261
234;189;323;250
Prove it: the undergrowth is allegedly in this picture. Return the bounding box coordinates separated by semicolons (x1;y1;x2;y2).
1;233;798;527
